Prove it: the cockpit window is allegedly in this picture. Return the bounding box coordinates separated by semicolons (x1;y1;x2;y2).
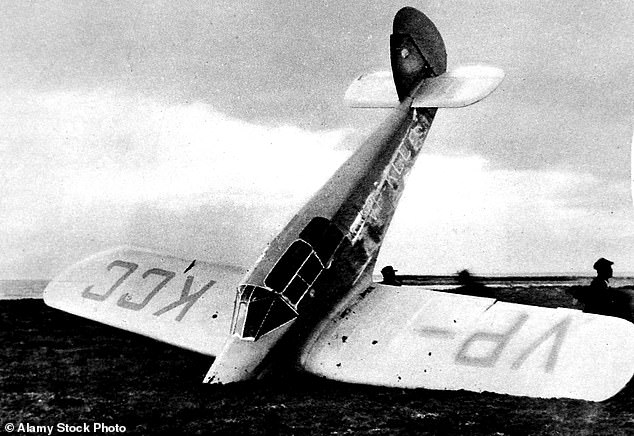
298;252;322;284
264;217;348;307
265;240;318;305
257;298;297;339
299;217;345;266
265;240;312;293
231;285;297;340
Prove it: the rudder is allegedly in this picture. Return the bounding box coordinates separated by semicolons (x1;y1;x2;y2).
390;7;447;100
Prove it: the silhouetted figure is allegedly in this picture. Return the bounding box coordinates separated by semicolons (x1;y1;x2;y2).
455;269;493;298
574;258;632;321
380;266;401;286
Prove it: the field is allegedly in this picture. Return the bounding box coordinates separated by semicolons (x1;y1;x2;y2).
1;287;634;435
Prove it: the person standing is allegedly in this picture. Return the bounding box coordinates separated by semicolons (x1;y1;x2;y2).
379;266;401;286
578;258;632;321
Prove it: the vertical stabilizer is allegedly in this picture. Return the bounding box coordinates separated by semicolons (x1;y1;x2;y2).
390;7;447;100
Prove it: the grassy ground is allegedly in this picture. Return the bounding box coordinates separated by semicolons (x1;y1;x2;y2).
1;298;633;435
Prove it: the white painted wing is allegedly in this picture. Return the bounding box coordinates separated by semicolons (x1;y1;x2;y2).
44;247;242;356
345;65;504;108
300;284;634;401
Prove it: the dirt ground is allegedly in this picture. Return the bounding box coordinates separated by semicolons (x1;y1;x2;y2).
1;299;633;435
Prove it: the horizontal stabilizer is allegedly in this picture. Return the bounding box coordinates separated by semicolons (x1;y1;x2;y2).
345;71;400;108
44;247;242;356
345;65;504;108
300;284;634;401
413;65;505;107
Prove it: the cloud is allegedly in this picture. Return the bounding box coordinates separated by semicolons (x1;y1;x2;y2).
0;89;349;277
378;154;634;274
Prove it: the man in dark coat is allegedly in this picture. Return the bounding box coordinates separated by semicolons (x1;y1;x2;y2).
380;266;401;286
576;258;632;321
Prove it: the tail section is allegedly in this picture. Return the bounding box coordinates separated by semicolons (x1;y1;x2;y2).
390;7;447;100
346;8;502;109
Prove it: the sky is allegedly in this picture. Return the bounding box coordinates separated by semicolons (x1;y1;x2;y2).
0;1;632;278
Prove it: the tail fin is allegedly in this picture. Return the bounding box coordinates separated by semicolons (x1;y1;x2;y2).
390;7;447;100
346;9;502;109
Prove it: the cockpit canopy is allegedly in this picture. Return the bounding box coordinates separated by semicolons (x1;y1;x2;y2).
231;217;348;340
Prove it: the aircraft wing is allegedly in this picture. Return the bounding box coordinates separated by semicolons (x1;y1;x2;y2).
44;247;242;356
299;284;634;401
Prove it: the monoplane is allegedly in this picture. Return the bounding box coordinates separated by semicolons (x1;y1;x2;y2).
44;7;634;402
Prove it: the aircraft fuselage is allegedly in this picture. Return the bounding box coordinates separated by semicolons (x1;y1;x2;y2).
205;100;437;383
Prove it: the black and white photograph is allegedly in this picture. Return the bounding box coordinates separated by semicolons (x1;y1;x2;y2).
1;1;633;434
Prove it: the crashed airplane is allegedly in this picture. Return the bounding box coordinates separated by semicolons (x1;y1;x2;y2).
44;7;634;401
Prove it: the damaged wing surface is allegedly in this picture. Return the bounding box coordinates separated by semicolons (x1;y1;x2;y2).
300;284;634;401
